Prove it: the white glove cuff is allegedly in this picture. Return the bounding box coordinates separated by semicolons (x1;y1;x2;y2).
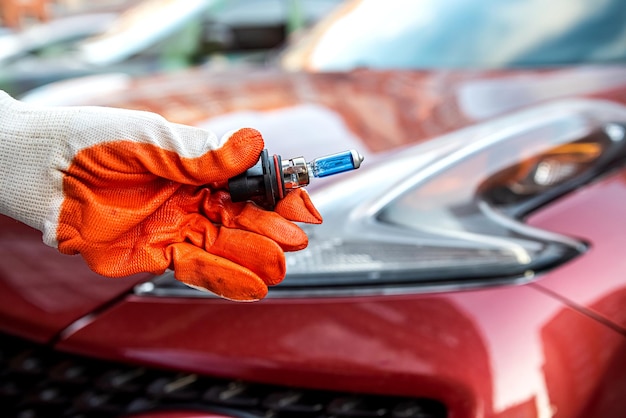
0;91;76;245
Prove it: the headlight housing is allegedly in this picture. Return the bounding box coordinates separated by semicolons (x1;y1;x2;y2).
138;99;626;298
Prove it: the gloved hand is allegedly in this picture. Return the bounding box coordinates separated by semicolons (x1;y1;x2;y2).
0;91;322;301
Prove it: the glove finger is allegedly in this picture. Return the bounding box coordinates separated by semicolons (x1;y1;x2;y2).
81;117;265;185
141;127;264;185
209;227;286;286
274;188;323;224
169;242;268;301
177;213;287;285
203;193;309;252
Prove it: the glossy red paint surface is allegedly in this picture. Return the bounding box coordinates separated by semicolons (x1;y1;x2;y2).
56;279;626;418
527;170;626;332
0;215;150;342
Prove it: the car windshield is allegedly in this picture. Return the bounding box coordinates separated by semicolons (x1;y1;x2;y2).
280;0;626;71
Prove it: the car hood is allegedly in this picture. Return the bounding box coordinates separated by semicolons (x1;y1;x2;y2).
6;64;626;343
25;65;626;155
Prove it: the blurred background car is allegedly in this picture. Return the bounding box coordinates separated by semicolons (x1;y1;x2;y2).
278;0;625;70
0;0;342;97
2;0;626;417
0;12;117;63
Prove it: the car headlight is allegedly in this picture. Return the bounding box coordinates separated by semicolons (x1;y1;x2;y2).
137;99;626;298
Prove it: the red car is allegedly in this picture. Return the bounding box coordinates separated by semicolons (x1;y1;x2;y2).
3;1;626;417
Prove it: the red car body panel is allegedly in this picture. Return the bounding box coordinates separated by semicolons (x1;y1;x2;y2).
55;282;626;418
0;214;150;342
526;171;626;332
54;167;626;418
2;65;626;417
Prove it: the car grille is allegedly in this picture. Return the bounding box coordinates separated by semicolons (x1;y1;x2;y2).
0;332;447;418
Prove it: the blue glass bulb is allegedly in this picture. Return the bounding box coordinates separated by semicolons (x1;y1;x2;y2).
310;150;362;178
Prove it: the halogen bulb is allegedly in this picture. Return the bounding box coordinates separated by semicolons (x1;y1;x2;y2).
282;150;364;190
229;149;364;209
309;150;365;178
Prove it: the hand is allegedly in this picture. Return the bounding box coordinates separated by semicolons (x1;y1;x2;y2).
0;92;322;301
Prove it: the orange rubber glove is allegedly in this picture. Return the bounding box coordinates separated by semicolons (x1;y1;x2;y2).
0;91;322;301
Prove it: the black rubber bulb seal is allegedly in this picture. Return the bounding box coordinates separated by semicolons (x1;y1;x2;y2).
228;149;284;210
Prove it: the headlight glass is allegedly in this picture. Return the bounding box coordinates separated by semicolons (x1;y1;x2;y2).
279;101;626;294
138;100;626;298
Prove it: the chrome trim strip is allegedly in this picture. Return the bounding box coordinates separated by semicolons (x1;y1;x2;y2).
134;269;538;299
